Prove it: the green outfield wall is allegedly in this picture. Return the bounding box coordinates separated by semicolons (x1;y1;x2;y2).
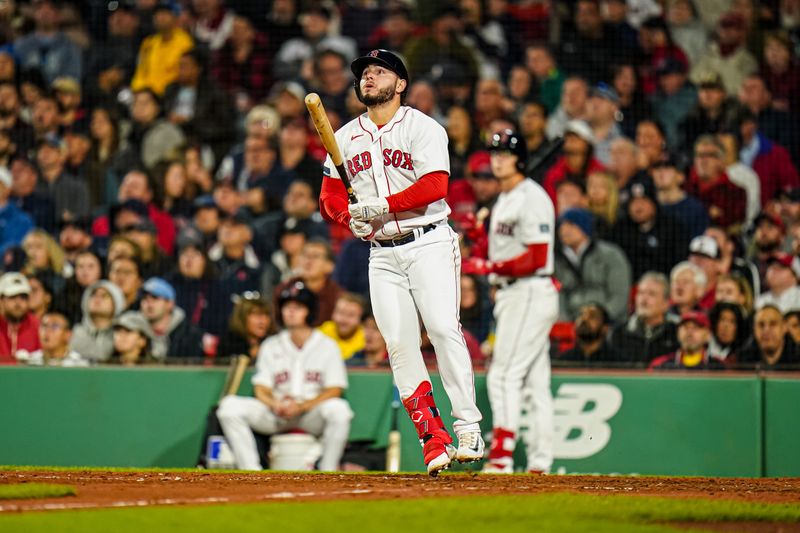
0;367;797;476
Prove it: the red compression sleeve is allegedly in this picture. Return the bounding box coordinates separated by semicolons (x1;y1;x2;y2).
492;243;549;277
385;171;448;213
320;176;351;227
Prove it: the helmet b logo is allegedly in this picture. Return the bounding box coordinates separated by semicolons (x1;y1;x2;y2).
368;50;380;58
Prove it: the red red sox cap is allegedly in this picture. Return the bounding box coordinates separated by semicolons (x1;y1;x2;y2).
351;49;409;97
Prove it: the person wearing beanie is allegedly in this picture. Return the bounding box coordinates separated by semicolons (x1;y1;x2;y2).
555;208;632;323
610;178;689;279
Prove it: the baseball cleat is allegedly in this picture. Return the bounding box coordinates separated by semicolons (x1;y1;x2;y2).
426;444;456;477
455;430;485;463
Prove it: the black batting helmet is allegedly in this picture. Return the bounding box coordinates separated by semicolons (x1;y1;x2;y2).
489;129;528;171
351;49;409;100
278;280;318;326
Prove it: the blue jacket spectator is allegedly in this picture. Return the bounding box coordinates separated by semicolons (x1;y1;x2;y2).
0;166;33;254
14;0;82;84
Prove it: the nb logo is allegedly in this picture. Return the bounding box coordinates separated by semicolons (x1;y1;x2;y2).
552;384;623;459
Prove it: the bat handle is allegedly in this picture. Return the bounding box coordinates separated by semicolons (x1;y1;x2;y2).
347;190;358;204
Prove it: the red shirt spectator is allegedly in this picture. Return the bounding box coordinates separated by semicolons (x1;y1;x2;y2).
0;273;40;362
686;136;747;230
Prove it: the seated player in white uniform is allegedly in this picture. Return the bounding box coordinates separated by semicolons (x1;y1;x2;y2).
217;281;353;471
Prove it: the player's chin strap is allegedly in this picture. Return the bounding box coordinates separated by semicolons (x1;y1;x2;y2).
402;381;452;445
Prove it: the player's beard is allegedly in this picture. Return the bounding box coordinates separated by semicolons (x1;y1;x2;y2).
359;85;396;107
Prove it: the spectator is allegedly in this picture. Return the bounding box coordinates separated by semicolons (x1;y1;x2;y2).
611;179;688;279
211;16;271;112
156;160;194;223
127;89;186;171
365;5;421;54
53;77;84;131
319;293;366;361
17;309;87;366
543;120;603;203
233;135;291;212
519;101;559;183
557;302;618;365
473;79;508;141
685;135;747;231
610;271;680;365
717;127;761;227
558;0;620;83
187;195;222;250
86;107;132;208
556;177;589;214
669;261;706;315
26;273;53;320
253;179;328;248
14;0;82;83
633;120;669;171
191;0;234;51
23;229;69;284
255;0;301;50
347;311;389;369
135;277;204;360
609;137;648;201
652;155;709;239
0;83;36;158
163;49;236;164
748;212;786;288
459;273;492;343
310;50;351;123
405;80;445;125
679;72;742;155
666;0;708;67
785;309;800;344
85;1;140;92
637;16;689;96
650;57;697;149
277;119;324;196
612;63;651;139
585;83;624;166
446;105;481;182
740;304;800;369
10;156;56;234
555;208;632;323
0;165;33;254
459;0;509;79
0;272;40;361
755;253;800;313
35;134;89;220
705;225;760;298
708;301;749;363
403;5;479;86
209;212;261;297
130;2;194;95
217;293;275;358
545;76;589;139
111;311;156;365
737;111;800;207
737;73;800;164
58;215;93;264
690;12;758;96
121;219;174;279
275;239;343;327
759;30;800;114
602;0;639;51
688;235;722;309
61;249;102;325
268;81;307;122
585;170;619;238
650;311;724;369
273;4;357;82
716;273;755;315
524;44;564;114
108;256;144;312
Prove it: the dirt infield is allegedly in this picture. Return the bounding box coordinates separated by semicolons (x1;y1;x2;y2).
0;470;799;513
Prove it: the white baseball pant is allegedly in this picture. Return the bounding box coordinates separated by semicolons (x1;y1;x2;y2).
488;277;558;470
369;224;482;433
217;395;353;471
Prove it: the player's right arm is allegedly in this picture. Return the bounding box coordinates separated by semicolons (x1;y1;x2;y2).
254;384;279;411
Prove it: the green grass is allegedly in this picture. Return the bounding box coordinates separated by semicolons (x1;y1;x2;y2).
0;483;75;500
0;492;798;533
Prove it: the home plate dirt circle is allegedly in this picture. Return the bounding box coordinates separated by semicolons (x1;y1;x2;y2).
0;470;799;513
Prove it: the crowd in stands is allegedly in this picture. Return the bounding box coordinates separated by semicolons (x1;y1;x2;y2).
0;0;799;371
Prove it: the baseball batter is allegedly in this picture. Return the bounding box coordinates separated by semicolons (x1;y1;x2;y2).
462;130;558;473
217;282;353;471
318;49;483;476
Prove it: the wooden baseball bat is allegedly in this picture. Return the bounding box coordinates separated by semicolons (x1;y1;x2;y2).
220;355;251;400
385;385;401;472
305;93;358;204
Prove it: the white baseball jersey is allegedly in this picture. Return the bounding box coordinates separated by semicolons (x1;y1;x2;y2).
252;330;347;402
488;178;555;275
324;106;451;238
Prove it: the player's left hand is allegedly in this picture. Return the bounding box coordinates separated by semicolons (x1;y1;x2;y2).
461;257;495;276
349;197;389;221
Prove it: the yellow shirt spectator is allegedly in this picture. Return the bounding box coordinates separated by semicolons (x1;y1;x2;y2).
319;320;365;360
131;27;194;95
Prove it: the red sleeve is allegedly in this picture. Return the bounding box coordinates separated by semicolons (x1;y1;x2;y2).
320;176;351;227
492;243;549;277
385;171;448;213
